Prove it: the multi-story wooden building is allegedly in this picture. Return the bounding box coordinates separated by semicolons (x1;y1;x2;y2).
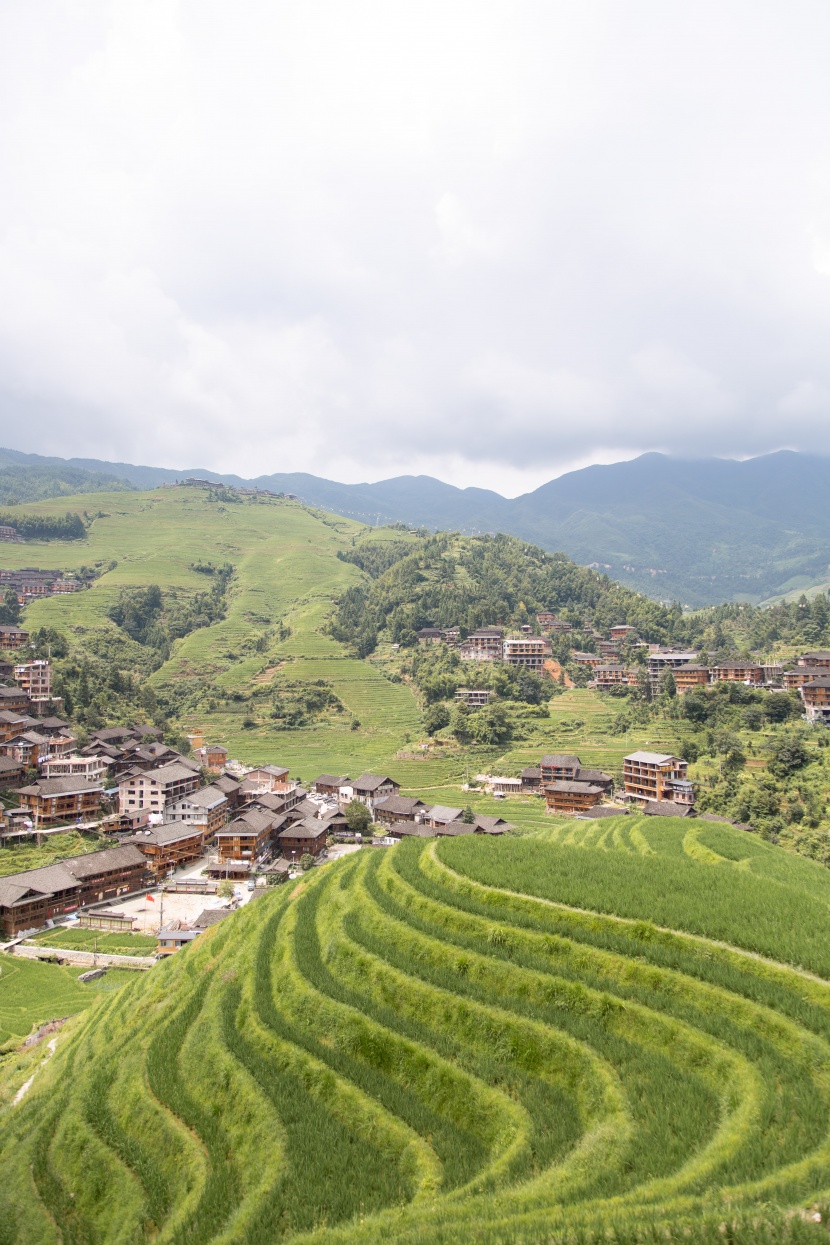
539;754;581;785
128;822;209;878
372;795;430;825
673;664;711;693
610;625;638;641
0;686;30;712
544;781;603;814
623;752;694;807
784;667;827;690
0;626;28;651
14;775;104;826
800;677;830;724
798;652;830;670
0;845;146;936
278;818;329;859
591;664;634;690
1;729;51;767
313;774;349;798
647;650;700;694
0;757;25;788
351;774;401;809
571;651;603;669
712;660;763;684
503;635;549;670
520;766;542;792
196;743;228;772
416;627;444;643
214;809;280;863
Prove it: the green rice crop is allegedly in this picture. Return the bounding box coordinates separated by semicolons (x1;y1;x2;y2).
1;824;830;1241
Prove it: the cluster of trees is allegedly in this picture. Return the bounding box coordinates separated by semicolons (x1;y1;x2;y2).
107;566;233;659
423;698;512;745
0;465;133;506
0;510;86;540
409;644;549;706
336;540;414;578
0;587;21;625
268;680;345;729
329;533;685;658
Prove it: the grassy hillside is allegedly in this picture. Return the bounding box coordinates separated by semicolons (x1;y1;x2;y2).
2;487;425;775
0;489;686;825
3;830;830;1242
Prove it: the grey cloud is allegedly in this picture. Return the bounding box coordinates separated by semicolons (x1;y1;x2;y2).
1;1;830;493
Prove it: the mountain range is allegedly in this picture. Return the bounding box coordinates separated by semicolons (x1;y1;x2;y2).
1;445;828;606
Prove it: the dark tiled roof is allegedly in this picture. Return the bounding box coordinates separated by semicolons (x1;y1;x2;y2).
539;754;581;768
545;780;603;795
353;774;399;792
642;800;692;818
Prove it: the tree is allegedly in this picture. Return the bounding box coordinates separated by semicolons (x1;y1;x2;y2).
461;806;476;824
299;853;315;872
769;733;810;778
344;799;372;834
423;702;451;735
468;702;511;745
659;668;677;699
217;879;235;900
0;587;20;626
765;692;798;724
449;701;469;740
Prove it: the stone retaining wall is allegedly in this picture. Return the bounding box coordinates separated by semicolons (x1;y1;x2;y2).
10;945;155;970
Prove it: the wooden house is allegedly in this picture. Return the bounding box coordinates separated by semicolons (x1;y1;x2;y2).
0;845;146;936
313;774;349;797
539;754;581;785
351;774;400;809
610;625;638;641
0;626;29;651
373;794;430;825
798;652;830;670
801;677;830;723
214;809;280;863
544;781;603;814
673;664;711;693
278;819;329;858
127;822;209;878
14;775;104;826
712;660;763;684
503;635;550;670
520;767;542;792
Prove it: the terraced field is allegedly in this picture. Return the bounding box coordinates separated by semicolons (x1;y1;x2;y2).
3;823;830;1243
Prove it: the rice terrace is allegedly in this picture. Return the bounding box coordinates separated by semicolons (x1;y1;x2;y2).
2;818;830;1244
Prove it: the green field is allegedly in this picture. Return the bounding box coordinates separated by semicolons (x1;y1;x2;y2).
2;826;830;1242
26;928;157;957
0;956;131;1049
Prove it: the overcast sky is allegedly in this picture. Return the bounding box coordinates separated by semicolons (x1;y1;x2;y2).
2;2;830;494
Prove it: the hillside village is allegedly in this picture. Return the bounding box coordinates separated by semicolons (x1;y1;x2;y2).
2;599;829;954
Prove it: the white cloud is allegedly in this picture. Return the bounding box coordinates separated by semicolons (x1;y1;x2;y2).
2;1;830;487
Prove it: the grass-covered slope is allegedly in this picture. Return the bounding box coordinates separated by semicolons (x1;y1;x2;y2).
1;487;423;770
5;828;830;1243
